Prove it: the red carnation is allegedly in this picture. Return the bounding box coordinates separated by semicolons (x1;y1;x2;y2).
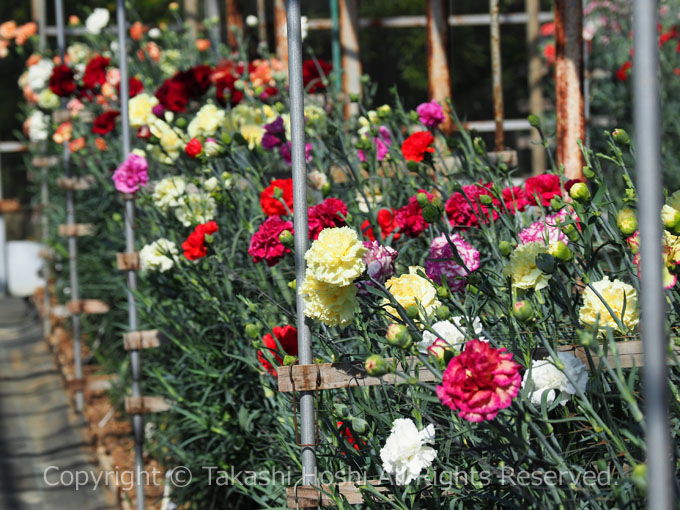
155;78;189;112
189;65;213;96
82;56;110;89
260;178;294;217
394;190;433;238
185;138;202;158
524;173;562;207
117;77;144;98
445;184;498;228
302;59;332;93
401;131;435;162
182;221;218;260
48;65;77;97
361;208;401;242
92;110;120;135
616;61;632;82
336;421;361;451
308;198;348;240
258;325;298;375
248;216;294;266
501;186;528;213
215;73;243;106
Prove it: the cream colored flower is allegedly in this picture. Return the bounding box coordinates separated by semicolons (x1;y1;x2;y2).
187;103;225;140
240;124;264;149
522;352;588;406
579;276;639;332
174;192;217;227
305;227;366;286
301;275;357;328
129;93;158;127
419;317;485;353
85;8;110;35
152;176;186;212
504;242;551;291
139;238;178;272
27;58;53;92
380;418;437;485
27;110;48;142
307;170;328;191
384;267;440;319
38;89;60;109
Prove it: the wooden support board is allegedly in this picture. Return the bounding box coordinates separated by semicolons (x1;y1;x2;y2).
287;481;386;508
66;377;86;392
0;199;20;213
550;340;680;370
116;252;140;271
57;175;96;190
31;156;60;168
66;299;110;315
123;330;163;351
52;110;70;124
124;396;172;415
58;223;94;237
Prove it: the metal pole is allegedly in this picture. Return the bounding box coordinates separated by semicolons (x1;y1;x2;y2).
0;154;6;297
525;0;546;174
256;0;267;46
38;0;49;338
633;2;673;509
330;0;341;90
55;0;84;413
489;0;505;150
339;0;361;118
426;0;452;133
116;2;145;509
286;0;317;486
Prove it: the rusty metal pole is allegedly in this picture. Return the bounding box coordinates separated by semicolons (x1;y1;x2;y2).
525;0;546;174
554;0;585;181
339;0;361;118
225;0;243;48
426;0;452;133
489;0;505;150
274;0;288;66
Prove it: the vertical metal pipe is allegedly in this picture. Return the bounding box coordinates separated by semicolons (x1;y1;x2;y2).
256;0;267;46
38;0;49;337
55;0;84;413
285;0;316;486
525;0;546;174
0;154;6;297
489;0;505;150
204;0;221;48
554;0;585;181
339;0;361;118
633;2;673;509
274;0;288;66
426;0;452;133
116;2;145;509
330;0;342;90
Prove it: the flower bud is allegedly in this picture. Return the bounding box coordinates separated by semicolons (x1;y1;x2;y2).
479;194;494;206
203;138;221;157
321;182;332;197
548;241;572;262
350;417;368;434
612;128;630;145
221;132;232;145
408;110;419;122
365;354;391;376
279;230;294;248
631;464;647;493
175;117;187;128
245;323;260;339
348;92;360;102
288;279;296;291
427;338;449;360
436;285;449;299
435;305;450;321
528;114;540;129
550;197;563;211
333;403;350;418
569;182;591;203
513;301;534;322
499;241;513;257
473;137;487;155
406;160;419;173
661;205;680;230
562;223;579;242
616;207;638;235
386;323;412;348
416;192;430;208
583;166;595;179
421;204;440;223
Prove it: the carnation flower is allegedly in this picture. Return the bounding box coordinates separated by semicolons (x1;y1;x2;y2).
152;176;186;212
361;208;401;242
436;339;522;422
182;221;218;260
112;153;148;194
307;170;328;191
174;192;217;227
518;213;570;246
358;126;391;162
261;178;294;216
305;227;367;286
503;242;551;291
249;216;294;266
380;418;437;485
82;56;110;89
416;99;445;128
362;241;397;284
129;92;159;127
261;116;285;150
401;131;435;162
92;110;120;135
501;186;529;213
301;275;358;328
37;89;60;109
384;267;440;320
139;238;178;272
278;142;313;166
27;110;48;142
85;8;110;35
419;317;485;354
308;198;348;240
48;65;77;97
579;276;639;333
258;325;298;375
187;103;225;140
522;352;588;406
302;58;332;93
445;183;497;228
395;190;433;238
426;233;480;289
27;58;54;92
525;173;562;207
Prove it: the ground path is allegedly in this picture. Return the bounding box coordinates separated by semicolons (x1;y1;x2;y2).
0;297;114;510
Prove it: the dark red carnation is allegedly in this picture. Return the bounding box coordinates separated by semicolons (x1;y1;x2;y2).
302;59;332;93
182;221;218;260
189;65;213;96
118;77;144;98
524;173;562;207
616;61;632;82
82;56;110;89
260;178;294;217
92;110;120;135
215;73;243;106
394;190;434;238
401;131;435;162
155;78;189;112
258;325;298;375
308;198;348;240
48;65;77;97
248;216;294;266
445;184;497;228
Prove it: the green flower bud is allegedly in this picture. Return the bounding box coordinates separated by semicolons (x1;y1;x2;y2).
288;279;296;291
387;323;412;348
569;182;591;203
661;204;680;230
406;160;419;173
221;132;232;145
583;166;595;179
416;192;430;208
279;230;294;248
528;114;541;129
408;111;419;122
435;305;450;321
499;240;514;256
421;204;440;223
175;117;187;128
617;207;638;235
333;403;350;418
204;233;214;244
321;182;332;197
431;195;442;208
283;354;297;366
513;300;534;322
548;241;572;262
348;92;360;102
350;417;368;434
245;323;261;339
550;196;563;211
479;194;493;206
467;284;479;295
562;223;580;242
631;464;647;493
612;128;630;145
364;354;391;376
473;137;487;155
436;285;449;299
112;212;123;222
274;101;285;113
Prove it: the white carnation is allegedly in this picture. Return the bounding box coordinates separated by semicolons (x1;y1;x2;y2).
148;27;161;39
174;192;217;227
245;15;259;28
28;110;49;142
139;238;178;273
27;59;54;92
86;8;110;35
152;176;187;212
380;418;437;485
419;317;485;353
522;351;588;406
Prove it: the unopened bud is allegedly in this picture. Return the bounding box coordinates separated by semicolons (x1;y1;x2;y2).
386;324;412;348
435;305;450;321
365;354;391;376
245;323;260;339
421;204;440;223
528;114;540;129
416;192;430;208
499;241;513;257
569;182;591;203
617;207;638;235
279;230;294;247
548;241;572;262
661;205;680;230
612;128;630;145
513;301;534;322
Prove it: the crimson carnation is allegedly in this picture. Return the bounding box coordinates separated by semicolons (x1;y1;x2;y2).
82;56;110;89
395;190;433;238
525;173;562;207
501;186;529;213
155;78;189;112
361;208;401;242
182;221;218;260
445;184;498;228
260;178;294;217
401;131;435;162
436;339;522;422
92;110;120;135
302;59;332;93
118;77;144;98
258;325;298;375
248;216;294;266
308;198;348;240
185;138;202;158
173;65;212;98
48;65;77;97
215;73;243;106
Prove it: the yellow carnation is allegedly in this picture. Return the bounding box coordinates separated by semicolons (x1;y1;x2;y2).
384;266;439;319
579;276;639;332
305;227;366;286
301;275;357;328
240;124;264;149
188;103;225;139
129;92;158;127
504;242;551;291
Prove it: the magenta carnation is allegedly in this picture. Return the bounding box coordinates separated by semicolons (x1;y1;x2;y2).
248;216;294;266
518;209;579;245
279;142;313;165
358;126;392;162
112;153;149;194
416;99;446;128
308;198;348;240
436;339;522;422
426;233;480;290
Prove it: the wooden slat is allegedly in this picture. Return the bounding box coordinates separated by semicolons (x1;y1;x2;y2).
66;299;110;315
125;396;172;415
0;199;20;213
287;481;387;508
116;252;140;271
31;156;60;168
38;247;54;259
551;340;680;369
57;175;96;190
123;330;162;351
86;375;118;394
52;110;70;123
66;377;86;392
58;223;94;236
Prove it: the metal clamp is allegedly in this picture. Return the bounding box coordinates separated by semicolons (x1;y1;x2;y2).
289;363;321;447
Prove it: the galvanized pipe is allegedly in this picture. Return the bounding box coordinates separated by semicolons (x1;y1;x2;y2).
38;0;50;338
286;0;317;486
489;0;505;150
426;0;452;133
0;154;6;297
525;0;546;174
633;2;673;509
116;1;145;509
330;0;342;90
55;0;84;413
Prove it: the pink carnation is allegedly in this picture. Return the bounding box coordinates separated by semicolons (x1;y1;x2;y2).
248;216;294;266
112;153;148;194
426;233;480;290
445;183;498;229
436;339;522;422
358;241;397;294
358;126;391;162
416;99;445;128
519;214;569;246
308;198;348;240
